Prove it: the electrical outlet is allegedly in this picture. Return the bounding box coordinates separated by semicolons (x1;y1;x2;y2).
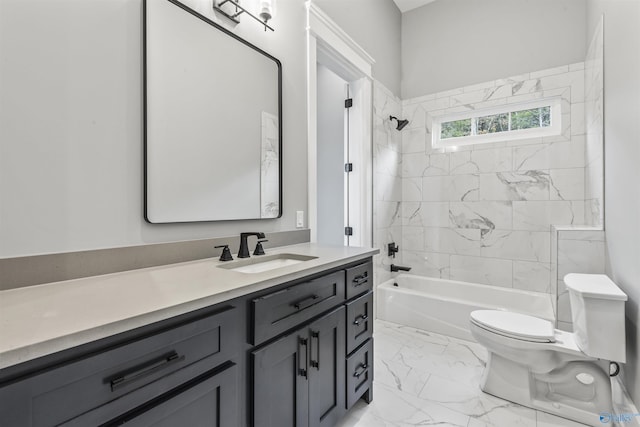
296;211;304;228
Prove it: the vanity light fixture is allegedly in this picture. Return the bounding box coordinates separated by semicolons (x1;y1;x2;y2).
213;0;275;32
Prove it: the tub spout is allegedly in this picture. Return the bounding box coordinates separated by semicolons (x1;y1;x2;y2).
390;264;411;272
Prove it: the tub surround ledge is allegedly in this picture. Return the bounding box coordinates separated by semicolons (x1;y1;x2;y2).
0;243;378;370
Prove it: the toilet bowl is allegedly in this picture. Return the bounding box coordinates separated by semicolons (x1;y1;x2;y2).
470;273;627;427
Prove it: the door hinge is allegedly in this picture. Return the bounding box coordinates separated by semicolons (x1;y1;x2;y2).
345;98;353;108
345;163;353;172
345;227;353;236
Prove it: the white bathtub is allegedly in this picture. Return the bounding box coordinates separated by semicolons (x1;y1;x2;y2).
377;274;555;342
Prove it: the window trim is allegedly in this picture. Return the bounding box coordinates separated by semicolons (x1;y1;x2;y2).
431;97;563;149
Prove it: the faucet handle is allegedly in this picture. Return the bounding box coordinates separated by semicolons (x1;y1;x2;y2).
215;245;234;262
254;240;268;256
388;242;399;258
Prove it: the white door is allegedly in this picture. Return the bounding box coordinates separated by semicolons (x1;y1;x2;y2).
317;64;358;246
308;19;374;249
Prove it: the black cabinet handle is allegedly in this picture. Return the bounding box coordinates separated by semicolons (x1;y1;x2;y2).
352;275;368;286
298;337;308;378
353;363;369;379
292;294;319;310
353;314;369;326
110;351;185;392
310;331;320;370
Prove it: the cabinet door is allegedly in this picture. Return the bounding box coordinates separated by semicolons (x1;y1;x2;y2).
252;333;309;427
308;307;346;427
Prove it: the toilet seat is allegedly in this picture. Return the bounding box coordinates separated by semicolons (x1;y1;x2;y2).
470;310;556;343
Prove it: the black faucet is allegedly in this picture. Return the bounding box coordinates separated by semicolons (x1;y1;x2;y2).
238;232;266;258
390;264;411;272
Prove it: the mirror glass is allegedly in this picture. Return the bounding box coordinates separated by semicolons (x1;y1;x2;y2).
145;0;281;223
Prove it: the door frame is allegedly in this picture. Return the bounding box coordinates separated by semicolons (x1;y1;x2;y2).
306;2;374;247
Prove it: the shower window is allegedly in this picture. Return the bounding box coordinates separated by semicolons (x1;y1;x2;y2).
441;118;472;138
431;98;562;149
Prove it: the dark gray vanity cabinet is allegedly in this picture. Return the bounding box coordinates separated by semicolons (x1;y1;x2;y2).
0;304;242;427
251;258;373;427
252;306;346;427
344;263;374;410
0;256;374;427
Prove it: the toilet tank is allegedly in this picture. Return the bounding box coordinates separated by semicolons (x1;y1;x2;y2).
564;273;627;362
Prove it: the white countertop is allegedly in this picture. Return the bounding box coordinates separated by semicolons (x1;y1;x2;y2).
0;243;377;370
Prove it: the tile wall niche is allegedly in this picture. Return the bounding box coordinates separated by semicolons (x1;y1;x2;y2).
399;63;588;297
373;81;403;285
585;16;604;226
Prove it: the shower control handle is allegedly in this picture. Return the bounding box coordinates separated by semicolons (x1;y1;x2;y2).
388;242;399;258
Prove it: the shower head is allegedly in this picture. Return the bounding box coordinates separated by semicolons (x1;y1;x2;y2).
389;115;409;131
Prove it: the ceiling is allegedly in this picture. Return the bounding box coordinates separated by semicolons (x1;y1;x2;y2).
392;0;437;13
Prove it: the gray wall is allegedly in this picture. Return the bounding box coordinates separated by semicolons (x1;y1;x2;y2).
0;0;309;257
402;0;587;98
315;0;402;97
587;0;640;405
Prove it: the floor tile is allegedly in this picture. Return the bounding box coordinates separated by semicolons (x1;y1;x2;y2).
339;320;595;427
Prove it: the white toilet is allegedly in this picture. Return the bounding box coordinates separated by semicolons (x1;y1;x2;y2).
470;273;627;426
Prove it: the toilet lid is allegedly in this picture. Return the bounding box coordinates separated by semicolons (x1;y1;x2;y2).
470;310;556;343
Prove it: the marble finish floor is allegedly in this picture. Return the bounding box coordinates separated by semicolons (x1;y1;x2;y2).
338;320;630;427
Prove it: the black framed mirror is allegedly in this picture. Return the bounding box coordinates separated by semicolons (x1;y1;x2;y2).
144;0;282;223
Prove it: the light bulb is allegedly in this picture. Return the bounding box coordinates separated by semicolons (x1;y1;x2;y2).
259;0;273;22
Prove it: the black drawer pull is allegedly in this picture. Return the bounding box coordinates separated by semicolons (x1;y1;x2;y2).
353;363;369;378
353;314;369;326
292;294;319;310
298;337;308;378
352;275;368;286
310;331;320;370
110;352;185;392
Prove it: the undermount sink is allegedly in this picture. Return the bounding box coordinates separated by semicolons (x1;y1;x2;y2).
217;253;318;274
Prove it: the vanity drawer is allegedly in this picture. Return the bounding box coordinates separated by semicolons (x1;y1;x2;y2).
0;305;238;427
252;270;346;345
62;362;238;427
346;291;373;355
345;338;373;409
345;261;372;300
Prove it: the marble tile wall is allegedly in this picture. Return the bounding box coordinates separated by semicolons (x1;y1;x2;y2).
584;17;604;226
373;81;403;285
551;226;606;331
399;64;587;295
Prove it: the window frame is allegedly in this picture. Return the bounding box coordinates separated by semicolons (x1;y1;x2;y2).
431;97;563;149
